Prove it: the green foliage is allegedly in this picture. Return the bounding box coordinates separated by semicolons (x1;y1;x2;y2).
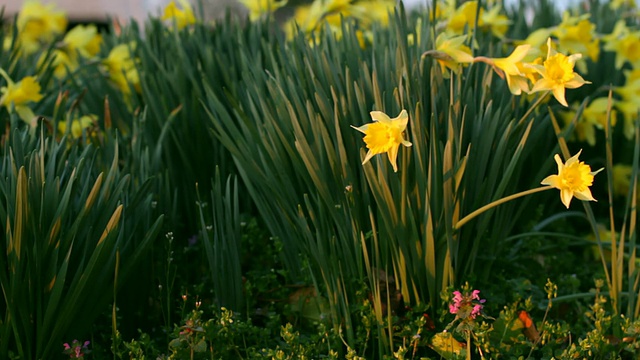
2;0;640;358
0;124;163;359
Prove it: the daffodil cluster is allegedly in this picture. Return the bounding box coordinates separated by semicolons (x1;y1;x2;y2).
237;0;395;44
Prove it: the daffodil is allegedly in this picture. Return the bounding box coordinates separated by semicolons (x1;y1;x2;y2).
552;14;599;74
162;0;196;30
16;0;67;55
560;98;615;146
610;0;636;11
428;33;474;76
239;0;287;21
479;4;511;39
103;43;140;95
529;38;590;107
541;150;603;208
47;24;103;78
613;100;638;140
0;68;43;124
351;0;395;28
446;1;479;35
606;31;640;70
351;110;412;172
612;164;633;198
475;44;531;95
58;115;96;139
614;73;640;140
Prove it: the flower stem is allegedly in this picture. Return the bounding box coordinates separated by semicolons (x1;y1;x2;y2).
517;91;549;127
466;331;471;360
454;186;554;230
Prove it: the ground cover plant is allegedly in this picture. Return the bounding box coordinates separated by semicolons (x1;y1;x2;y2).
1;0;640;358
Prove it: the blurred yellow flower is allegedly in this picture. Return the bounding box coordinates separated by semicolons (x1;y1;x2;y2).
47;24;103;78
560;98;615;146
431;33;474;76
16;0;68;55
446;1;478;35
604;21;640;69
444;1;509;38
529;38;590;107
351;110;412;172
0;69;43;124
541;150;603;208
516;28;553;59
239;0;287;21
553;14;599;73
612;164;634;198
162;0;196;29
610;0;637;10
479;4;510;39
63;24;102;58
58;115;96;139
0;77;43;108
103;43;140;95
351;0;395;28
614;100;638;140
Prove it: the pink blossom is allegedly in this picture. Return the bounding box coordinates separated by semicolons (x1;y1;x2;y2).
448;288;486;320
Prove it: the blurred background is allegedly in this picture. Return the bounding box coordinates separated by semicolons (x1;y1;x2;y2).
2;0;576;27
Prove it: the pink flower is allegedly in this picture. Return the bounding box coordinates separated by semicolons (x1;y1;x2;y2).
448;288;486;320
62;339;91;359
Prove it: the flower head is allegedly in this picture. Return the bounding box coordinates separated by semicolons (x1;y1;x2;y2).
62;339;90;359
541;150;603;208
162;0;196;30
449;288;486;320
431;33;475;76
103;43;140;95
529;38;590;107
476;44;532;95
46;24;103;78
239;0;288;21
16;0;67;55
351;110;412;172
0;69;43;124
0;75;43;108
58;115;97;139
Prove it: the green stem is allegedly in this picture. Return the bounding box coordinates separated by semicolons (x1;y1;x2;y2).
466;331;471;360
517;91;550;127
454;186;553;230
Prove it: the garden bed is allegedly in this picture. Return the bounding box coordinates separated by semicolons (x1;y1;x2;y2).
1;0;639;358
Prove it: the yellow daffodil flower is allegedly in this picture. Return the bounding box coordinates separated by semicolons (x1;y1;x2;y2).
351;0;395;28
0;68;43;124
560;98;615;146
541;150;603;208
612;164;634;198
475;44;532;95
605;30;640;69
428;33;474;76
553;14;599;74
613;100;638;140
63;24;102;58
58;115;96;139
446;1;478;35
47;24;103;78
351;110;412;172
16;0;67;55
479;4;511;39
239;0;287;21
610;0;636;10
103;43;140;95
162;0;196;30
529;38;590;107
